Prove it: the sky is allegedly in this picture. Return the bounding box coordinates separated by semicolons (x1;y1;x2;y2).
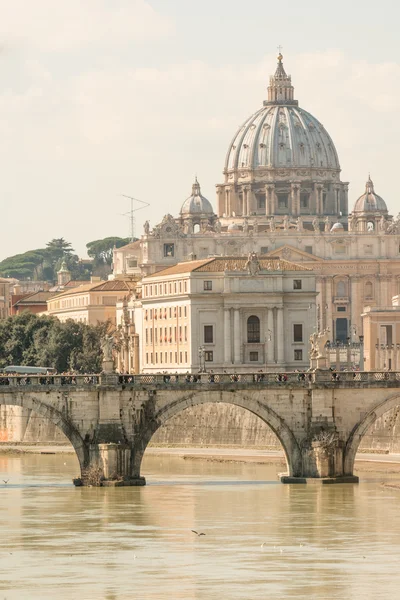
0;0;399;259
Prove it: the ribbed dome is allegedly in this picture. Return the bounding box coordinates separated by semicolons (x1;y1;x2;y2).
225;105;340;172
224;54;340;173
180;178;214;216
353;177;387;213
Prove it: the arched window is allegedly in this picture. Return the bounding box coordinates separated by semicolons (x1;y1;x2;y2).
336;281;346;296
365;281;373;299
247;316;260;343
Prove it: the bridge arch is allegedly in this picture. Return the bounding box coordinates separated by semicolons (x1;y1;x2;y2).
344;392;400;475
134;390;302;478
0;395;89;473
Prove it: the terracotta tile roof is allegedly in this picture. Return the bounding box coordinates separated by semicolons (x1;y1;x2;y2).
64;279;90;288
195;257;311;272
118;240;141;251
144;257;311;279
91;280;136;292
144;259;212;278
13;291;54;305
50;279;136;300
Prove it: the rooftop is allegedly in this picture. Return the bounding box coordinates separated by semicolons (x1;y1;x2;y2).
144;256;311;279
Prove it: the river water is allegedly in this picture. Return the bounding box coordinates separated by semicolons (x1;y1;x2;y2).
0;452;400;600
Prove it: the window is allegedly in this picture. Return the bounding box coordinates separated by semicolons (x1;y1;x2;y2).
184;306;187;317
184;325;187;341
247;315;260;343
204;281;212;291
277;193;288;209
204;325;213;344
184;281;187;292
334;244;346;255
185;351;188;362
293;280;302;290
249;352;259;362
293;324;303;343
300;193;309;209
260;247;269;254
365;281;373;299
205;351;213;362
336;281;346;296
337;306;346;312
179;307;182;317
164;243;174;257
305;246;313;254
257;194;265;210
294;349;303;361
146;353;148;363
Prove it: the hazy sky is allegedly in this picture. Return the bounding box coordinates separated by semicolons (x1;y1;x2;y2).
1;0;399;259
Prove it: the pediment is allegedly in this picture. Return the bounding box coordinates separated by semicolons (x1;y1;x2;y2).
265;245;323;262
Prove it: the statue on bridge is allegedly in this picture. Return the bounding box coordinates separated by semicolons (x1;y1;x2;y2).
309;328;330;370
101;333;115;373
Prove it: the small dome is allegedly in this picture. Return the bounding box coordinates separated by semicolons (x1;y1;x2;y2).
227;222;240;232
331;221;344;233
180;178;214;216
353;177;388;213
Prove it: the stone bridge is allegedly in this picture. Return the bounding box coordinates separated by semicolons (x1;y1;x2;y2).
0;371;399;486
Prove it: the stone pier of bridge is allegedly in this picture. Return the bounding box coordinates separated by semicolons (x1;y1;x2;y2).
0;371;399;486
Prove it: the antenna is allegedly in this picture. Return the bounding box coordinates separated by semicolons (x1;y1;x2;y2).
120;194;150;242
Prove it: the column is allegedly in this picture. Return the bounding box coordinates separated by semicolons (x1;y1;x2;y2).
216;187;224;217
277;307;285;364
234;309;241;364
224;308;232;364
242;187;249;216
266;184;275;216
225;188;230;216
315;184;323;215
316;277;323;331
325;277;333;335
291;183;300;217
350;275;360;337
267;308;274;364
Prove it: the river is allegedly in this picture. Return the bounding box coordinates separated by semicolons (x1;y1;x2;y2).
0;451;400;600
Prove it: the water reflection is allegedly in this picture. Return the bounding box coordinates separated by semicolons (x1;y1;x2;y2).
0;453;399;599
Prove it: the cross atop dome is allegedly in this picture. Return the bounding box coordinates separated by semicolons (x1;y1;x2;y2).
265;53;298;106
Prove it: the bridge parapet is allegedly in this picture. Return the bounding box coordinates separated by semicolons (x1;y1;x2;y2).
0;371;399;390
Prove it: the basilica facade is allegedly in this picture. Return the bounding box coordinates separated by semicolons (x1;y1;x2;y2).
113;54;400;347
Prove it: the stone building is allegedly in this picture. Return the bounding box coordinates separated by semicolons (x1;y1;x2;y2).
47;278;137;325
112;54;400;356
0;278;12;319
362;296;400;371
139;255;316;373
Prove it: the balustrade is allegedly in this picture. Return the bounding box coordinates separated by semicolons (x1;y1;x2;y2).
0;371;399;388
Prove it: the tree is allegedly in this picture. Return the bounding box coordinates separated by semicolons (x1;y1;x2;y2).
0;313;108;373
86;237;131;267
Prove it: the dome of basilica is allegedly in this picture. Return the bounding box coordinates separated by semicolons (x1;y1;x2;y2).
353;177;387;213
224;55;340;174
180;178;214;216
